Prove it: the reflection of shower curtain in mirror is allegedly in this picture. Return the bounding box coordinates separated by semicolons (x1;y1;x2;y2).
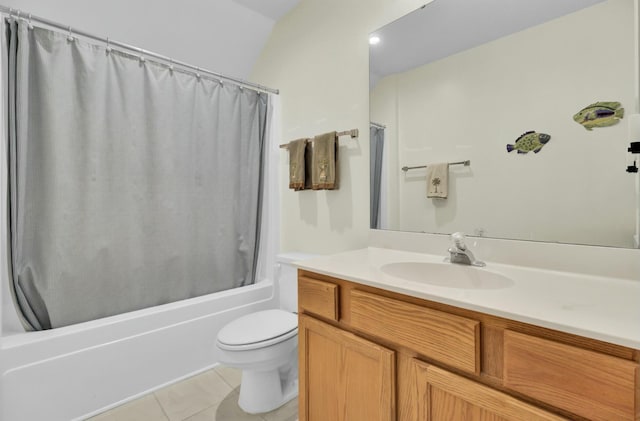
6;20;268;330
370;126;385;229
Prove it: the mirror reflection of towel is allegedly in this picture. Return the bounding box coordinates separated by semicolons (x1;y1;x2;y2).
426;163;449;199
288;139;311;190
311;131;339;190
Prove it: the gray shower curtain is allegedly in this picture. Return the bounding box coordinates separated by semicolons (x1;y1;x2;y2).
5;21;268;330
370;125;384;229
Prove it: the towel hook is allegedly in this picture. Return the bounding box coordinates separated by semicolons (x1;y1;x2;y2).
67;25;74;42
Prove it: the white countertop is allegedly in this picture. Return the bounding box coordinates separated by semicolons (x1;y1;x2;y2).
295;247;640;349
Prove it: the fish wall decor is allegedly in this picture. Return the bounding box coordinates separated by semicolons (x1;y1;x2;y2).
506;131;551;154
573;101;624;130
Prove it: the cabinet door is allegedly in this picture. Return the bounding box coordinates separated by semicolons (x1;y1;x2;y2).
298;314;395;421
410;359;566;421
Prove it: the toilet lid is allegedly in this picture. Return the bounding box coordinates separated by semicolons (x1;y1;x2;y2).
217;309;297;348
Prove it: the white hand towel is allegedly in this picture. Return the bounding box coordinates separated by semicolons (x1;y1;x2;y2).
426;163;449;199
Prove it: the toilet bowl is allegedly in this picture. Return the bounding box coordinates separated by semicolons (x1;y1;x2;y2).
215;253;317;414
216;309;298;414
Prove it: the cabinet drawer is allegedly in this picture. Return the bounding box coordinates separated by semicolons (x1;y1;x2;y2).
298;276;339;321
350;289;480;374
504;330;639;421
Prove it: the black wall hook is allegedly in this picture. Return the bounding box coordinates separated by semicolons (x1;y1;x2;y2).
626;142;639;173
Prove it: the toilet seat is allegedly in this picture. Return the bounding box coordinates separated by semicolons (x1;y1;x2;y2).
217;309;298;351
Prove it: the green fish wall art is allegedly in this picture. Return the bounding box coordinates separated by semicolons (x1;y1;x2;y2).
573;101;624;130
506;131;551;154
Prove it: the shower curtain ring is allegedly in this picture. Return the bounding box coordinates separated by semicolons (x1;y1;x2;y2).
196;67;201;80
139;48;145;64
67;26;74;42
27;13;33;30
218;79;224;87
168;58;174;74
105;37;112;55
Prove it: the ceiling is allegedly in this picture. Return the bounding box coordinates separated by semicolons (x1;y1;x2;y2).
233;0;301;20
1;0;303;81
369;0;606;85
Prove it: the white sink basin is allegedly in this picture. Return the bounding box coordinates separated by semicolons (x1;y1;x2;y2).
380;262;514;290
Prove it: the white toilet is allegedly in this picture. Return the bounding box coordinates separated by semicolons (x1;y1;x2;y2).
215;252;316;414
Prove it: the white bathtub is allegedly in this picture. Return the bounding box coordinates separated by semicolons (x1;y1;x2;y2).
0;281;276;421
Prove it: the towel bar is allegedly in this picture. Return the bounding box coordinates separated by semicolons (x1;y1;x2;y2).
279;129;359;149
402;160;471;172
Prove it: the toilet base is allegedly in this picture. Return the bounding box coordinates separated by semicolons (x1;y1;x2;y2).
237;359;298;414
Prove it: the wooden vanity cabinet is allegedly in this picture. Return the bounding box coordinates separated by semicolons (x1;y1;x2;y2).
298;271;640;421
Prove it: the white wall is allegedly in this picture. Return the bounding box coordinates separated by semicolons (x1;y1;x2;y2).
0;0;276;79
251;0;426;254
372;0;637;248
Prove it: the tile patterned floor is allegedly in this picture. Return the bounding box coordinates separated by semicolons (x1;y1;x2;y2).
87;366;298;421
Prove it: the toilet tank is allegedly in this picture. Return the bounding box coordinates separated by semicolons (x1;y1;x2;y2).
276;252;319;312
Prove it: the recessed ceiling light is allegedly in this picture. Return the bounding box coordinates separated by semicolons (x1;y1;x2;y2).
369;36;381;45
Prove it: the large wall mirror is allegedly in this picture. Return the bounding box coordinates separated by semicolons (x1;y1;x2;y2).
369;0;640;248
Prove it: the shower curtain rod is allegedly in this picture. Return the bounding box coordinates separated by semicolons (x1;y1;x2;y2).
0;5;280;95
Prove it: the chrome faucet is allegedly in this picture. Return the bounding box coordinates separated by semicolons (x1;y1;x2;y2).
447;232;485;267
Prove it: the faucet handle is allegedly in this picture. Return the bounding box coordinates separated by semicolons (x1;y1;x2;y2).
451;232;467;250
